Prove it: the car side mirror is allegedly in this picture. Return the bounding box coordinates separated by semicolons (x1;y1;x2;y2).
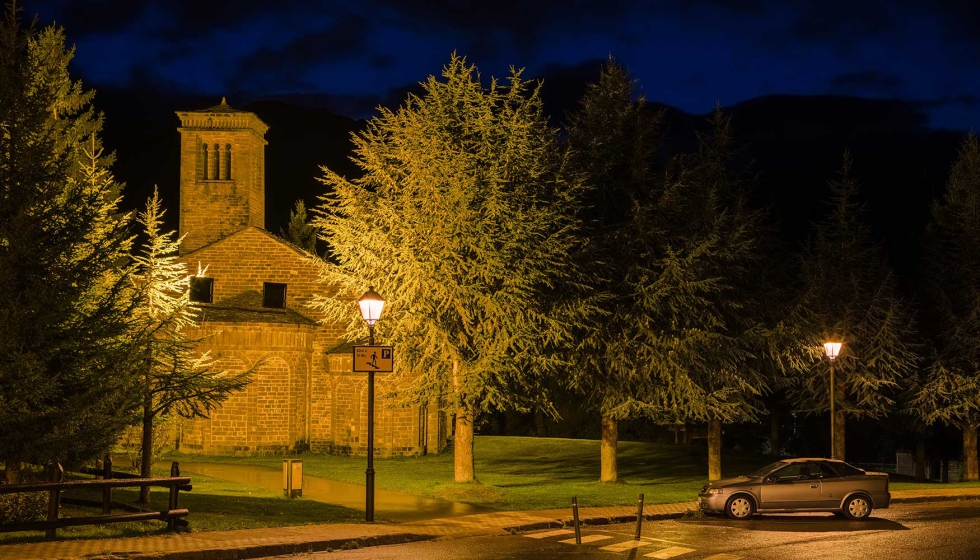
765;475;778;483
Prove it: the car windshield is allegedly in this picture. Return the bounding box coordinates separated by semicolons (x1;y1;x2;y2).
746;461;788;478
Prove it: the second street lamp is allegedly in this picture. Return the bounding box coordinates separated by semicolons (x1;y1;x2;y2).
823;341;842;459
358;287;385;522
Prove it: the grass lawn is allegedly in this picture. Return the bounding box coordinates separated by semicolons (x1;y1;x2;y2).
166;436;775;511
0;468;362;545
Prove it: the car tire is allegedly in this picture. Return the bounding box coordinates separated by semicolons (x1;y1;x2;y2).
724;494;754;520
842;495;872;520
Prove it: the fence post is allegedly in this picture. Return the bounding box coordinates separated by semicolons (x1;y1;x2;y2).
571;496;581;545
102;455;112;514
634;493;644;540
45;462;64;539
168;462;180;530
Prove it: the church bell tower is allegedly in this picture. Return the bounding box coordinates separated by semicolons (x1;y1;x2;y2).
176;98;269;254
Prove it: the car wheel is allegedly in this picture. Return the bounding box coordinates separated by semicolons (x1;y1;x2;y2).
724;495;754;520
843;495;872;520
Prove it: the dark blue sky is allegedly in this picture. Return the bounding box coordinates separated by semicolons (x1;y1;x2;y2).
27;0;980;130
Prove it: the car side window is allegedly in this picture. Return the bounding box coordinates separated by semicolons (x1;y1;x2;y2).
808;462;841;479
771;463;807;481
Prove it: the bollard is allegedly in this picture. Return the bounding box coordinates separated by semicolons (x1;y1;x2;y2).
634;493;644;540
572;496;582;545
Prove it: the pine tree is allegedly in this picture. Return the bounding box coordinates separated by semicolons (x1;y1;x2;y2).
129;189;253;501
311;54;585;482
910;134;980;480
280;199;318;254
792;155;917;461
0;7;138;481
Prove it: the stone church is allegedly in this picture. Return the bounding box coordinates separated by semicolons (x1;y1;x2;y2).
173;99;447;456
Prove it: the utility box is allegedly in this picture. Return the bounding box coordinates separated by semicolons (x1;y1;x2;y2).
283;459;303;498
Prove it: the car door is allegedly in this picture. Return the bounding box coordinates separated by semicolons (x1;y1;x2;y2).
759;463;821;509
814;462;849;508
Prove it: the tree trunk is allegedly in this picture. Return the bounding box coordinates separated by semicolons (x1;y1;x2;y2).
963;422;979;482
454;404;476;482
769;410;781;457
708;419;722;481
600;415;618;483
915;437;926;481
139;396;153;504
4;459;21;484
833;411;846;461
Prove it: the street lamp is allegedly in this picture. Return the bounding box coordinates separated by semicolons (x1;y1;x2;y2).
358;287;385;522
823;341;842;459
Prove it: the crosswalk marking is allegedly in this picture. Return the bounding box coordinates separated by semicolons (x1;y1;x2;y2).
601;539;654;552
703;555;741;560
559;534;614;544
644;546;697;559
525;529;574;539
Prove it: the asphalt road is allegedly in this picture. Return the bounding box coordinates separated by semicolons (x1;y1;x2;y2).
275;501;980;560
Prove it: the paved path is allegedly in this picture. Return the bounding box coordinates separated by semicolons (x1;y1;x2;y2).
0;489;975;560
177;462;491;522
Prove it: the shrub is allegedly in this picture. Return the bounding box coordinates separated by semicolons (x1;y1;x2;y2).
0;491;46;524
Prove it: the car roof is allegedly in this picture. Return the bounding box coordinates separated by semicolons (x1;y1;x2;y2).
780;457;846;464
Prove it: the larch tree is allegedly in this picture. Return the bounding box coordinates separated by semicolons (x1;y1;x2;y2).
910;133;980;480
129;189;253;501
280;199;318;254
674;111;775;481
310;54;585;483
564;60;664;483
0;6;138;482
566;62;766;483
792;155;917;461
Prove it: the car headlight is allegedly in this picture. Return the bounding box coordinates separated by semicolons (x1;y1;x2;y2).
705;488;723;495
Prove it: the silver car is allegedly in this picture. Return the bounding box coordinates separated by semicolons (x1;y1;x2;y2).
698;457;890;520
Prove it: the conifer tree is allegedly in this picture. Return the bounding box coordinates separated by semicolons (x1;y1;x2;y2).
566;63;768;482
130;189;252;501
311;54;585;482
910;134;980;480
0;6;138;481
792;155;917;460
281;199;318;254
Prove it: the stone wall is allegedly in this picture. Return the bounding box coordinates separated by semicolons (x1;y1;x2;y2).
179;323;313;455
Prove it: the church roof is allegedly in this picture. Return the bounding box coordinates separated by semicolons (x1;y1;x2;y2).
200;97;242;113
181;226;315;260
195;290;318;325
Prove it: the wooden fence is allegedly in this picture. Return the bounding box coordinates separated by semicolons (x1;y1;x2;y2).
0;460;191;538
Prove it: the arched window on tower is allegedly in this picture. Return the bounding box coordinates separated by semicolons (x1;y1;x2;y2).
212;143;220;180
224;144;232;180
202;143;210;180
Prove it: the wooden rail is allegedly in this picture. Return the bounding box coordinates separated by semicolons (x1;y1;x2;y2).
0;461;191;538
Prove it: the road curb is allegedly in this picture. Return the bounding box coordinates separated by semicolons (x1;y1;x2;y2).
506;511;689;534
82;532;436;560
892;494;980;504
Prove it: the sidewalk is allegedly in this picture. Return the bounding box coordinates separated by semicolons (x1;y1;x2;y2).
1;489;977;560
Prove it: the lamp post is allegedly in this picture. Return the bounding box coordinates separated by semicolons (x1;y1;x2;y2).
823;341;842;459
358;287;385;522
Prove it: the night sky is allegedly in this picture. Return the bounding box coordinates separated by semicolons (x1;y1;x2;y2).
25;0;980;131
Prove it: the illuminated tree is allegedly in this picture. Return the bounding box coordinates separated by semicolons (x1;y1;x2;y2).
311;54;585;482
129;189;252;501
792;155;917;461
910;134;980;480
281;199;318;254
0;8;137;482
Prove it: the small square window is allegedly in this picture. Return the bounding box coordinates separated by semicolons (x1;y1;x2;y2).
263;282;287;309
189;277;214;304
